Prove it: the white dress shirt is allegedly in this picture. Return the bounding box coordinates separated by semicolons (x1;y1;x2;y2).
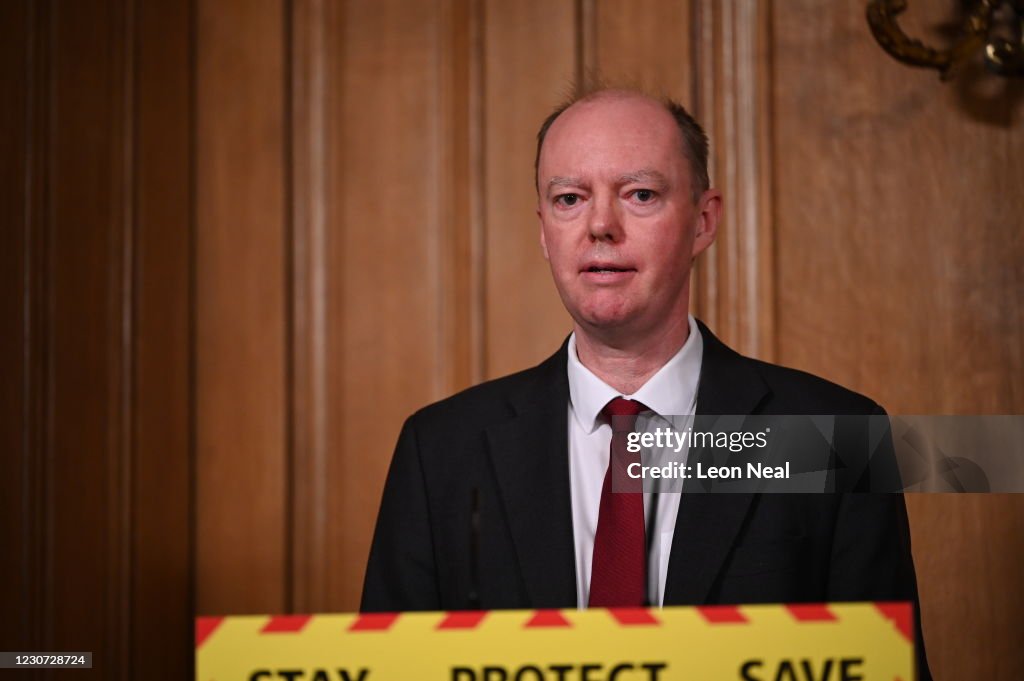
567;315;703;608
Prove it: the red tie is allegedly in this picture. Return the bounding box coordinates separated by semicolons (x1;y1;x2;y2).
589;397;647;607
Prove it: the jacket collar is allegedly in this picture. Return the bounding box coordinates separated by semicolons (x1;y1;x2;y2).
692;319;770;417
662;319;770;604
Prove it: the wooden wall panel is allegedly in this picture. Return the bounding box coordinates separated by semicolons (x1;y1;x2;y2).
589;0;694;99
195;0;288;615
692;0;775;360
2;0;193;676
483;0;576;378
906;494;1024;680
438;0;487;394
314;0;469;611
132;0;193;674
771;1;1024;677
773;3;1023;413
47;0;132;674
288;0;333;615
0;0;35;657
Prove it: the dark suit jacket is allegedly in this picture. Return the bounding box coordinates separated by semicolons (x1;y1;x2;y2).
362;321;931;678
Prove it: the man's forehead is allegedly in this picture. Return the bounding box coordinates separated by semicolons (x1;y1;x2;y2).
539;94;685;179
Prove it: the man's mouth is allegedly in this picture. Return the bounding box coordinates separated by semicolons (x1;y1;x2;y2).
580;264;637;283
586;266;632;273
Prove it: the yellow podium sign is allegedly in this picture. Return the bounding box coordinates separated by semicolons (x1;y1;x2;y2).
196;602;914;680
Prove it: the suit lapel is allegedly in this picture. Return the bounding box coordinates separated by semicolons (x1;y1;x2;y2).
663;321;770;605
486;342;578;608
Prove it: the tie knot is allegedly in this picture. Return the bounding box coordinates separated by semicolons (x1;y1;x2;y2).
603;397;645;419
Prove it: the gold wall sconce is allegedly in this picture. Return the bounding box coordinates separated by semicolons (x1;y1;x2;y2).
867;0;1024;80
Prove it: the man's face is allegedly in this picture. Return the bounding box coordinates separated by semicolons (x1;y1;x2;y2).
537;94;719;341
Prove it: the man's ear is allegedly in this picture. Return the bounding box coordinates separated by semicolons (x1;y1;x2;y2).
538;206;550;260
691;189;722;258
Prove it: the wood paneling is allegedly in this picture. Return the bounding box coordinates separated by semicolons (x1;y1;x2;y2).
5;1;1022;677
483;0;576;378
316;0;471;611
439;0;487;393
771;1;1024;677
1;0;193;677
288;0;333;615
195;0;288;615
48;0;132;673
590;0;694;99
906;494;1024;680
773;3;1023;412
0;0;35;656
692;0;775;360
132;0;193;674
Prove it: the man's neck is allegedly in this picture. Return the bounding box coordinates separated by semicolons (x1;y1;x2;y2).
573;314;691;395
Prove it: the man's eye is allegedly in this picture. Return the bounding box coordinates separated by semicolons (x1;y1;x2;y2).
633;189;655;202
556;194;580;207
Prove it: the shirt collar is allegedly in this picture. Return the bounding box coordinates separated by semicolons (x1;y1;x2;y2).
566;315;704;434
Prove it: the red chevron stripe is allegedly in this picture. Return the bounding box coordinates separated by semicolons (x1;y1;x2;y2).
786;604;837;622
697;605;747;623
607;608;660;626
524;610;572;628
195;617;224;648
349;612;399;632
262;615;312;633
875;602;913;643
438;611;487;630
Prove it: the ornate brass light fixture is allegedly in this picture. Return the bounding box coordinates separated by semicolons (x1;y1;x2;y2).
867;0;1024;80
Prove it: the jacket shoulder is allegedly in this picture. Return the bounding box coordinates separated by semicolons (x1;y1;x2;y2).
404;344;565;441
695;319;884;416
410;367;532;426
748;357;883;415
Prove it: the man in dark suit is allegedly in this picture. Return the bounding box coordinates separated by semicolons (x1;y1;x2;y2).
362;88;929;677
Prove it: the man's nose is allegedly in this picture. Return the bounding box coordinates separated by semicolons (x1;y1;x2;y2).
587;195;624;242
